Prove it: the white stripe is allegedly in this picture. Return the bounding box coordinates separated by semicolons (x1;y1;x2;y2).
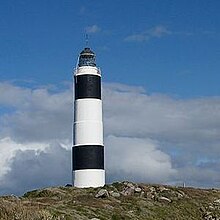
74;121;103;145
73;169;105;188
75;66;101;76
74;99;102;121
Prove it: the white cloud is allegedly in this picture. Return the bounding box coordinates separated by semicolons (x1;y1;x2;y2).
105;136;176;183
0;143;71;195
85;25;101;34
0;82;72;143
125;34;149;42
103;83;220;145
149;25;171;37
1;82;220;194
0;137;47;180
125;25;171;42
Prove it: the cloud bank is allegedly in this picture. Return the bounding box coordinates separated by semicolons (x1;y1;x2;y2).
0;82;220;195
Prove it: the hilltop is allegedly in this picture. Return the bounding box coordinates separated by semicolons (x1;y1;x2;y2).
0;181;220;220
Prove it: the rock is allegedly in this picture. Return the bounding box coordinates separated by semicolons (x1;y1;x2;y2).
109;191;120;198
111;192;120;198
158;186;169;192
95;189;109;198
104;204;114;210
127;182;135;189
146;191;155;199
204;214;213;220
176;191;184;198
209;205;214;210
134;187;142;193
90;218;100;220
203;211;213;220
200;206;206;212
149;187;156;192
10;194;20;200
214;199;220;204
65;184;72;187
121;187;134;196
140;191;145;198
123;181;129;186
211;188;219;193
158;196;172;203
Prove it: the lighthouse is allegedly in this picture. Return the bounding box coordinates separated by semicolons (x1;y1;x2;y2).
72;47;105;188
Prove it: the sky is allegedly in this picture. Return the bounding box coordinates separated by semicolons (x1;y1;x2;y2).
0;0;220;195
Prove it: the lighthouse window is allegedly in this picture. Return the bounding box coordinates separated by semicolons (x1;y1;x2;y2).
79;55;96;67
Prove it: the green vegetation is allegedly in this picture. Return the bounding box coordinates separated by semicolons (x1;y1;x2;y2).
0;182;220;219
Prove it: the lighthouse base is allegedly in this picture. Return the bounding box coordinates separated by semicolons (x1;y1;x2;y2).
73;169;105;188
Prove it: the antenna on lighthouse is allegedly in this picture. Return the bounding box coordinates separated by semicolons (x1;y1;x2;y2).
85;34;89;47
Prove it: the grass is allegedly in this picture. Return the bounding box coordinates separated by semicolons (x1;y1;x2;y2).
1;182;220;220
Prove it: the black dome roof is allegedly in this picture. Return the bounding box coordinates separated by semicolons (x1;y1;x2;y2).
80;47;95;55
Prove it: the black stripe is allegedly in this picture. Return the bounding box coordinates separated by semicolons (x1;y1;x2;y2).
72;145;104;170
75;75;101;99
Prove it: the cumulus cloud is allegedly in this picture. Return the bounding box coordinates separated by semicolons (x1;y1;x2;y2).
0;137;47;179
125;25;171;42
103;83;220;145
1;81;220;195
0;82;72;143
105;136;176;183
0;143;71;195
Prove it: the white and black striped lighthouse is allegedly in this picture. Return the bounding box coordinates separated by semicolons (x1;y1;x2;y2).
72;47;105;188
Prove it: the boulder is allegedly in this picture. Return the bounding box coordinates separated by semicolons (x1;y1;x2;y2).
158;186;169;192
158;196;172;203
134;187;142;193
127;183;135;189
149;187;156;192
121;187;134;196
95;189;109;198
111;192;120;198
214;199;220;204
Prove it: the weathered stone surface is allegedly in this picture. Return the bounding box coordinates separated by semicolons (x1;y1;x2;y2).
123;181;129;186
158;186;169;192
121;187;134;196
134;187;142;193
214;199;220;204
176;191;184;198
140;191;145;198
95;189;109;198
158;196;172;203
149;186;156;192
209;205;214;210
109;191;120;198
111;192;120;198
200;206;206;212
127;182;135;189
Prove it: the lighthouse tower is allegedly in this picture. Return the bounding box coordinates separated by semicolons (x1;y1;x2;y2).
72;47;105;188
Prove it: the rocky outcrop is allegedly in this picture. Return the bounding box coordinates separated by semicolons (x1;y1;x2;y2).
0;182;220;220
200;197;220;220
93;181;186;204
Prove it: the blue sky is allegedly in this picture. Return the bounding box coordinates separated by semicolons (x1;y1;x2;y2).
1;0;220;97
1;1;220;195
